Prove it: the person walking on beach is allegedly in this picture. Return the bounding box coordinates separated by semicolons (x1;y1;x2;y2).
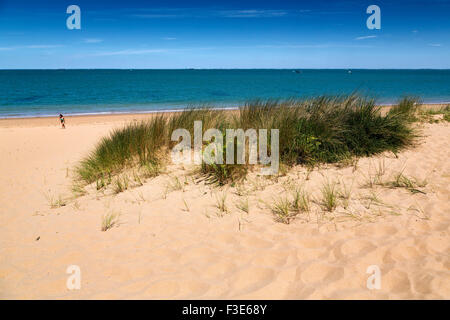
59;114;66;129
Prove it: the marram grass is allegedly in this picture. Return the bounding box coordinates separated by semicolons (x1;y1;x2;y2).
75;95;419;186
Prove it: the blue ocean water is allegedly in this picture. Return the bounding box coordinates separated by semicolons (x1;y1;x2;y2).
0;69;449;118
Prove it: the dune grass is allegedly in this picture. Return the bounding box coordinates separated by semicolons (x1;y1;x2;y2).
236;198;249;213
71;183;87;197
75;95;419;187
337;180;353;209
46;193;67;209
271;197;294;224
320;180;338;212
418;105;450;123
387;171;427;194
112;174;130;194
291;186;311;212
444;112;450;122
215;190;228;214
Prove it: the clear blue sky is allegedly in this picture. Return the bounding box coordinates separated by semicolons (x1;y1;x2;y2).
0;0;449;69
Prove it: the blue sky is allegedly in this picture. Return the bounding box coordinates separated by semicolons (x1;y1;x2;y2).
0;0;449;69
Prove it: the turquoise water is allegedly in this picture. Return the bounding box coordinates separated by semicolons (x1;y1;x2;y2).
0;69;449;118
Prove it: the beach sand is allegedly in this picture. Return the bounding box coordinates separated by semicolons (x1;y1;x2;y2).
0;109;449;299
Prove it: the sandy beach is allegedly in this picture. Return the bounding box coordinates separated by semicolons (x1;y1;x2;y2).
0;108;449;300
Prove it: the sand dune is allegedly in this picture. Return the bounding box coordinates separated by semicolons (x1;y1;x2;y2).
0;115;449;299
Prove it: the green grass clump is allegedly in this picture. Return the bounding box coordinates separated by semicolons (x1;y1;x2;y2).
320;180;338;211
113;175;129;194
236;198;249;213
77;116;168;184
214;190;228;214
337;180;353;209
239;95;417;165
166;176;184;192
444;112;450;122
71;183;87;197
387;97;420;123
271;197;294;224
291;187;311;212
200;161;248;185
44;191;67;208
417;105;450;123
101;212;119;231
141;162;161;178
271;188;310;224
75;95;419;187
387;171;427;194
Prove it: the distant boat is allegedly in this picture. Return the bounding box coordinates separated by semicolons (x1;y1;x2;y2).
292;70;302;74
348;70;352;74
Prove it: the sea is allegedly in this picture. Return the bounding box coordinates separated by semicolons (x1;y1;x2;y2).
0;69;449;118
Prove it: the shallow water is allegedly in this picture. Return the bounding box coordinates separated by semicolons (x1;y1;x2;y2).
1;69;449;117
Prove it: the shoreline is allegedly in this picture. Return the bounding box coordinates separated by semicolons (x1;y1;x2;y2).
0;103;447;128
0;106;238;120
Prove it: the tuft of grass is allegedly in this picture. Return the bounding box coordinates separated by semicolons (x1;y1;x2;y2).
234;183;249;197
52;196;66;208
101;212;119;231
113;175;129;194
291;187;301;210
271;197;297;224
71;183;87;197
336;154;359;171
320;180;338;211
418;105;450;123
362;191;385;209
215;191;228;214
141;162;161;179
362;160;387;188
407;203;429;220
76;115;168;184
444;110;450;122
291;186;311;212
236;198;249;213
388;171;427;194
44;191;67;209
167;176;184;192
305;165;314;180
299;191;311;212
278;163;290;177
387;97;420;123
132;170;144;187
374;159;387;183
96;177;106;190
200;159;248;186
338;180;353;209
